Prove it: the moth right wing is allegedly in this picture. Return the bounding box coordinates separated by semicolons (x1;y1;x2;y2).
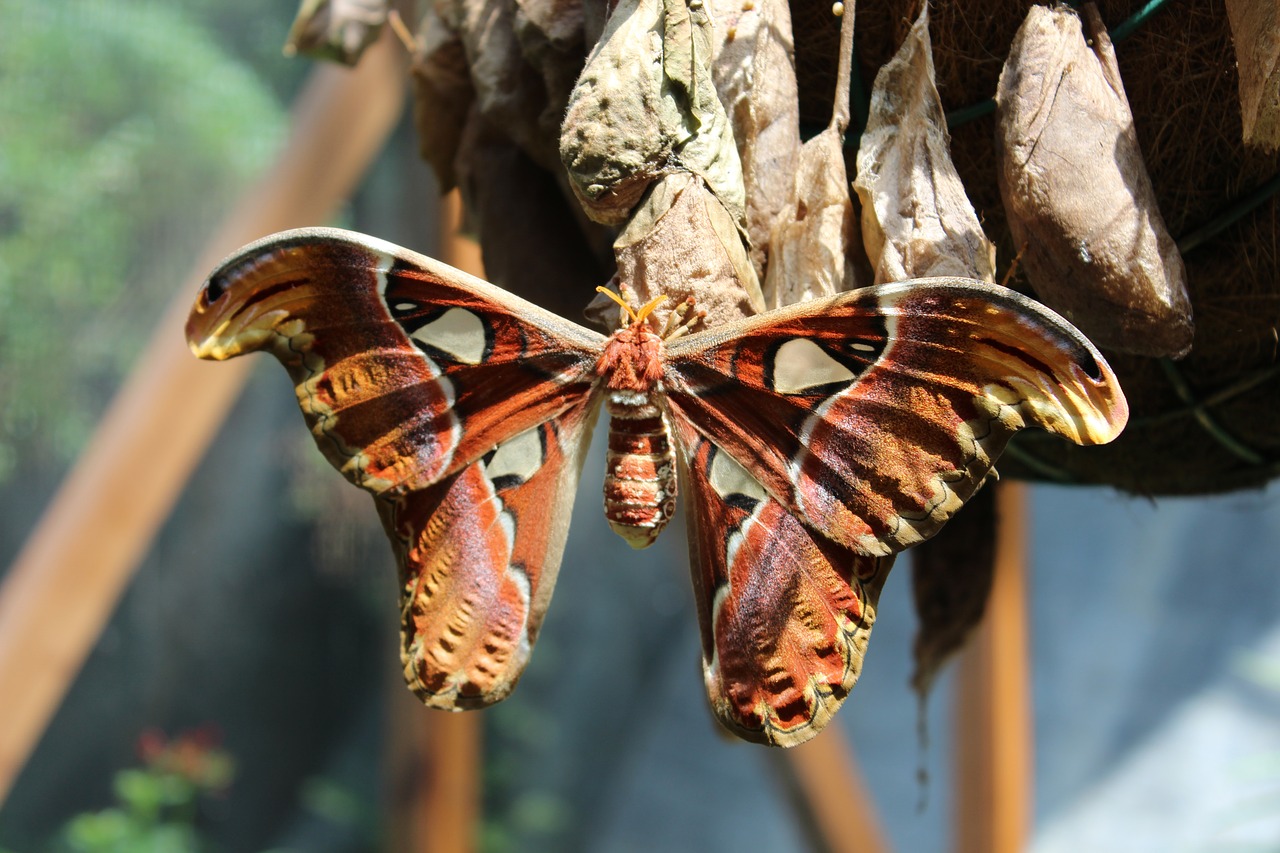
674;421;895;747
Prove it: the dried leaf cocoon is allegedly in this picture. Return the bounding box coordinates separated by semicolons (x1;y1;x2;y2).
611;172;763;330
854;6;996;285
410;12;475;191
764;125;855;308
995;3;1193;358
710;0;801;281
456;0;562;173
559;0;745;225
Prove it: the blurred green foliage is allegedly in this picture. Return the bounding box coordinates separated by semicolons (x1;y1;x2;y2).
0;0;293;480
51;729;234;853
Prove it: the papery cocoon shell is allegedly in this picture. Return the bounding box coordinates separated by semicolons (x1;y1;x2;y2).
995;3;1193;358
1226;0;1280;150
854;5;996;285
764;124;855;308
710;0;801;281
611;172;763;330
514;0;588;158
560;0;745;225
456;0;562;173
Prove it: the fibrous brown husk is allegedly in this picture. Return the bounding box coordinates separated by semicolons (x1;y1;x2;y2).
794;0;1280;495
1227;0;1280;151
995;3;1193;359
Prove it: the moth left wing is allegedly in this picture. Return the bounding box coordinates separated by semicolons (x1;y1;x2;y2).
674;421;894;747
186;227;609;708
663;277;1128;557
187;227;607;496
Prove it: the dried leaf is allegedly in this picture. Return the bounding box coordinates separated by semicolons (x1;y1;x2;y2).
1227;0;1280;150
515;0;584;48
560;0;745;225
753;2;857;308
609;172;763;331
514;0;588;159
711;0;802;281
410;10;475;190
854;5;996;284
285;0;388;65
996;4;1193;358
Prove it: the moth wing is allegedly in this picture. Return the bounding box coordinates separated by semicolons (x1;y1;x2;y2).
186;227;607;495
186;227;608;707
674;421;894;747
382;399;599;708
664;278;1128;557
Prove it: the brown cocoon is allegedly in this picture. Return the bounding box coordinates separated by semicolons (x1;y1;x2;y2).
611;172;763;331
1227;0;1280;151
996;4;1193;359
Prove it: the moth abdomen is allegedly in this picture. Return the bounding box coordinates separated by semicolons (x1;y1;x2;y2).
603;392;677;549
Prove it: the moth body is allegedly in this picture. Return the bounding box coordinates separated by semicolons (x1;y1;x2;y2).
603;390;678;549
596;322;677;549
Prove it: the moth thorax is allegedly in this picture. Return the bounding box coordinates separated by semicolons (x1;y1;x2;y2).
603;390;677;549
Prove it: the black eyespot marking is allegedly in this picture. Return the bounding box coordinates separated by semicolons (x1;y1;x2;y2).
205;274;227;303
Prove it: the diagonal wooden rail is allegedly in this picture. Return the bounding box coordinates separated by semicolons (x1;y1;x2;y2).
955;481;1033;853
0;35;406;806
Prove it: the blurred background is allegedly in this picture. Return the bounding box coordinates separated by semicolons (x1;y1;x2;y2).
1;1;1278;851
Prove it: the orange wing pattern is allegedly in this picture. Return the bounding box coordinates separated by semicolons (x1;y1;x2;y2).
675;423;894;746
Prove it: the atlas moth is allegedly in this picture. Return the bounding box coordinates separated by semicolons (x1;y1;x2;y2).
186;227;1127;747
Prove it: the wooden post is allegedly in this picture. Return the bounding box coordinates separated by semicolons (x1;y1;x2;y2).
383;191;483;853
954;481;1033;853
773;725;893;853
0;36;406;806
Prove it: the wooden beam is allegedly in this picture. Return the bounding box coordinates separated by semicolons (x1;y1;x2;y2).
0;36;406;806
775;725;893;853
384;192;483;853
953;481;1033;853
